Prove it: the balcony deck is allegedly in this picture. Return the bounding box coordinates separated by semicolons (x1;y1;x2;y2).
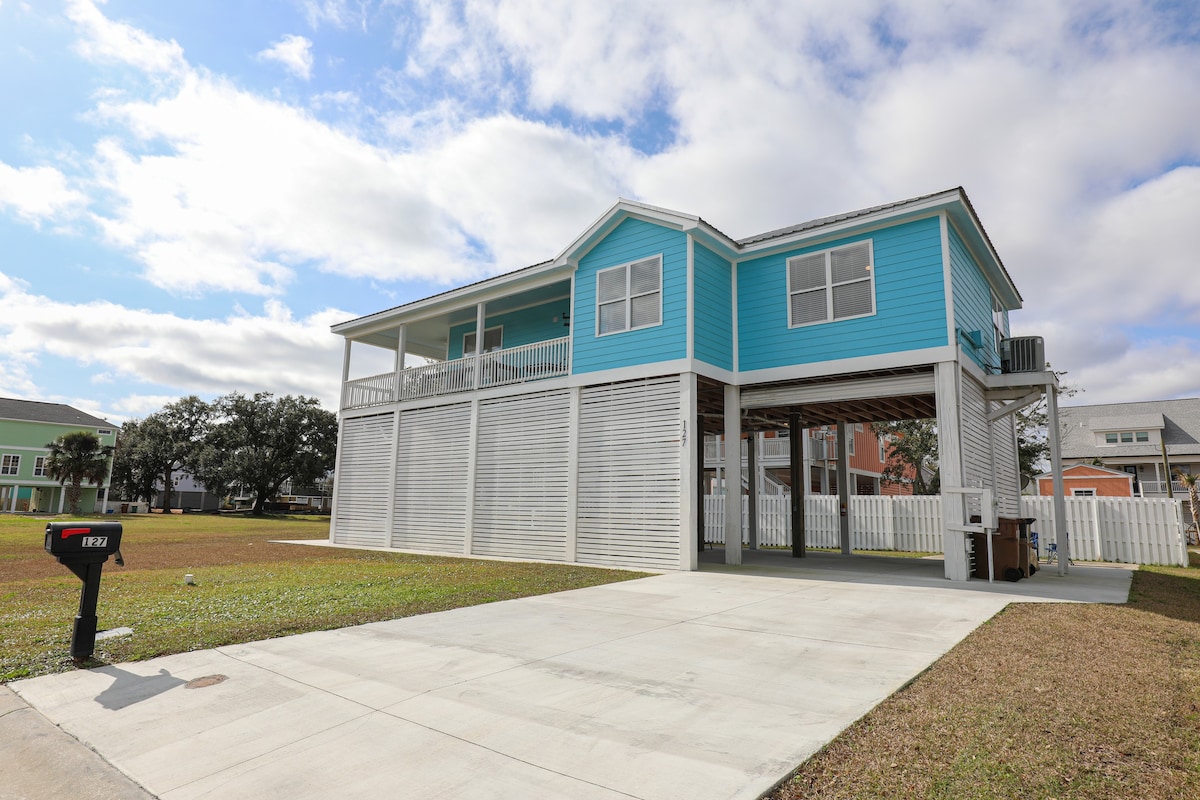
342;336;570;410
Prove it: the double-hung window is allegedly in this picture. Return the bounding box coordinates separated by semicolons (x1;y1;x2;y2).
0;454;19;475
787;240;875;327
596;255;662;336
33;457;47;477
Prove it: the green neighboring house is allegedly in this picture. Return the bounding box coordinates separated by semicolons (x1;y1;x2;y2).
0;397;119;514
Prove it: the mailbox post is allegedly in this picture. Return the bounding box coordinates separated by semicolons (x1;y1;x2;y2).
44;522;125;660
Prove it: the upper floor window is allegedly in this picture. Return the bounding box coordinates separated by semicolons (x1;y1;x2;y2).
1103;431;1150;444
463;326;503;355
33;457;47;477
597;256;662;336
787;241;874;327
98;428;113;436
1;454;19;475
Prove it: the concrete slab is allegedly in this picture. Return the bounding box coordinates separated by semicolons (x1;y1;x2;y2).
12;556;1133;800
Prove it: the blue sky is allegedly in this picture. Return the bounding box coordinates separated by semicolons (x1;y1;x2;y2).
1;0;1198;422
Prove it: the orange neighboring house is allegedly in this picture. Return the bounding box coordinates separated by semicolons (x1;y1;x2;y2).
1035;463;1134;497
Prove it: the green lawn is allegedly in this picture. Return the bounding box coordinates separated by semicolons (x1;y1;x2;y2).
0;514;645;681
769;553;1200;800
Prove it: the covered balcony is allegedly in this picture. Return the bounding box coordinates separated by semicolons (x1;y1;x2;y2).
334;270;574;411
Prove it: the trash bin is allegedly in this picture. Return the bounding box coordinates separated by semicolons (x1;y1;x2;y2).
971;517;1031;581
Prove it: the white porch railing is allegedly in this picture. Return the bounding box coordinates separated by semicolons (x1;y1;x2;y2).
341;336;570;409
703;434;801;463
703;494;1188;565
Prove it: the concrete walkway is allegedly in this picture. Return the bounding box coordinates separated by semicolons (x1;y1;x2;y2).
10;555;1132;800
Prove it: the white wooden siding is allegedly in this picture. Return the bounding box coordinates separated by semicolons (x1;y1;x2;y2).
960;371;989;518
331;413;394;547
577;376;681;569
472;390;571;560
992;412;1020;516
392;403;472;553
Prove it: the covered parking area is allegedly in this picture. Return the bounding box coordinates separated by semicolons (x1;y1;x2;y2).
695;357;1071;581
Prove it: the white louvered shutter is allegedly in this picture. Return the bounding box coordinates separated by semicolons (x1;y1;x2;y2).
331;413;394;547
392;403;472;552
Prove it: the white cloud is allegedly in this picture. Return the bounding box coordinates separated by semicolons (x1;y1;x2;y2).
0;272;347;413
258;34;314;80
0;161;86;224
65;0;185;75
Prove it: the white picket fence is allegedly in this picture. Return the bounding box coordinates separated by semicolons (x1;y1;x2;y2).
703;494;1188;566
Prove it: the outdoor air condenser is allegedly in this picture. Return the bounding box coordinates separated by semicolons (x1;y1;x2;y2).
1000;336;1045;373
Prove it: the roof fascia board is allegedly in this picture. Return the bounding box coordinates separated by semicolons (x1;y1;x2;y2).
553;198;721;265
332;262;574;338
735;191;963;259
945;211;1022;309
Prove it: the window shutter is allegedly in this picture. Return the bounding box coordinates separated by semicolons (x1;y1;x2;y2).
832;281;873;319
629;258;660;293
788;253;826;291
830;242;870;283
599;300;627;334
630;293;660;328
790;288;826;325
598;268;627;303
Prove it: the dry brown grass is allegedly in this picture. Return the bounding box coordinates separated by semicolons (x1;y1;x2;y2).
769;565;1200;800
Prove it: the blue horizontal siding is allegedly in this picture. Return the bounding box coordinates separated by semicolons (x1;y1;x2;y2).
572;217;688;374
950;223;1004;371
737;217;948;371
692;242;734;371
447;297;570;359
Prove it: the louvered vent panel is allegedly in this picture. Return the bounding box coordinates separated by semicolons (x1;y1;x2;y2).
392;403;472;553
577;375;681;570
472;390;571;560
331;413;394;548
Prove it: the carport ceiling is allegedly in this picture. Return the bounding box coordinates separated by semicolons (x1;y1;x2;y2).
696;367;937;434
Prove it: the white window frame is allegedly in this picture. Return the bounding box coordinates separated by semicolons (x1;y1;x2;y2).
847;431;855;457
879;436;888;464
595;255;663;337
1071;488;1097;496
786;240;876;328
33;456;47;477
0;454;19;476
463;325;503;356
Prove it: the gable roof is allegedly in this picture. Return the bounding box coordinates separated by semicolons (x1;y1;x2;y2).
333;187;1021;335
1036;463;1136;480
0;397;116;429
1059;398;1200;459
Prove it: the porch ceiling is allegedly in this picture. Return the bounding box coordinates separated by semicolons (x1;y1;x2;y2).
696;367;938;434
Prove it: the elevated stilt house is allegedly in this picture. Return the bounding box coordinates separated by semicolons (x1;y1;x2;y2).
330;188;1069;579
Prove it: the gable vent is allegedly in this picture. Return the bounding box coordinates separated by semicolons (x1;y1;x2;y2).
1000;336;1045;373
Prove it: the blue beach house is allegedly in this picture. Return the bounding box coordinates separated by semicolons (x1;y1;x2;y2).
330;188;1065;579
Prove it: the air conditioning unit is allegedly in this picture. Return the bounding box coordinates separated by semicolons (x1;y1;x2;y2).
1000;336;1045;374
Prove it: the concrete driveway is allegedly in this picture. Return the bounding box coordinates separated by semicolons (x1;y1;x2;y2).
10;554;1131;800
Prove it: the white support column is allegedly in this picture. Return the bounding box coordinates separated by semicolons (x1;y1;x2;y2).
565;386;581;563
327;414;347;542
836;422;851;555
801;430;811;495
384;411;401;547
462;398;481;556
679;373;699;570
723;384;742;565
1046;381;1069;575
473;302;486;390
747;431;758;550
393;324;407;402
339;338;352;409
936;361;970;581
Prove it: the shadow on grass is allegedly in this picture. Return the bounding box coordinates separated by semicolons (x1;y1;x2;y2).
1128;566;1200;625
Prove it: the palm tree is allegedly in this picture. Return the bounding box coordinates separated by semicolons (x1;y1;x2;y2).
45;431;114;515
1176;467;1200;545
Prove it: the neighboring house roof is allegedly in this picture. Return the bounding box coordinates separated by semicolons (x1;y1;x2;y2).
0;397;116;430
1035;463;1134;480
1059;398;1200;460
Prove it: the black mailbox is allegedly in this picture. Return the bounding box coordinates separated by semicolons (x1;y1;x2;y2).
45;521;124;563
44;521;125;661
